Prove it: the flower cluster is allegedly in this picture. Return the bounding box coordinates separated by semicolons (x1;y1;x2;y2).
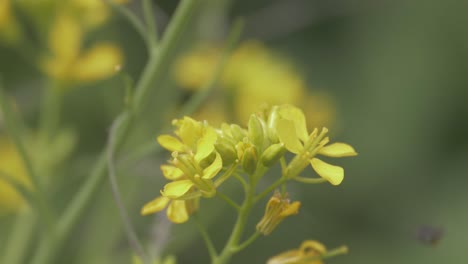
142;104;357;224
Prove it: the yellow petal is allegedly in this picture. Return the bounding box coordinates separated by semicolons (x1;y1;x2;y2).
319;142;357;157
167;200;189;223
280;201;301;217
176;116;199;148
141;196;169;215
160;165;184;180
157;135;186;152
71;43;122;81
276;119;303;154
310;158;344;186
194;127;217;162
267;249;302;264
300;240;327;256
202;152;222;179
49;15;82;61
161;180;194;199
278;105;309;143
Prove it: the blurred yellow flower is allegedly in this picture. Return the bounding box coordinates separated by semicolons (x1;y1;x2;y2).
0;0;22;44
71;0;130;29
173;40;335;127
41;14;122;82
173;45;221;90
0;136;30;215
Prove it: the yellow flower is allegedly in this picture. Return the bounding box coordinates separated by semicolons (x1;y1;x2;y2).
273;105;357;185
256;190;300;235
0;137;30;214
173;45;221;90
267;240;327;264
41;14;122;83
142;117;224;223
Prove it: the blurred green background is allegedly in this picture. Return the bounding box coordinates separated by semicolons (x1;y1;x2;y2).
1;0;468;263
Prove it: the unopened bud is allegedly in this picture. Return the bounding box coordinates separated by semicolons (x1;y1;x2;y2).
230;124;247;141
241;145;257;175
248;114;265;148
261;143;286;167
215;138;237;164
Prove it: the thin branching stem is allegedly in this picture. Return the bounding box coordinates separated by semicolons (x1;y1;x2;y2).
107;113;150;263
254;177;287;204
105;0;148;45
231;231;260;253
193;214;218;260
143;0;158;46
216;192;241;212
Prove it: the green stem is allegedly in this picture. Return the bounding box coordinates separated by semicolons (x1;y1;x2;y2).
231;231;260;253
105;0;148;45
301;245;349;261
254;177;287;204
216;192;241;212
29;1;201;263
143;0;158;46
232;173;248;192
213;166;267;264
213;188;254;264
133;0;200;115
193;214;218;260
1;210;36;264
107;114;150;263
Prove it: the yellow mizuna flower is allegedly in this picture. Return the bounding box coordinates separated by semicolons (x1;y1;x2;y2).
0;137;30;215
142;117;225;223
267;240;327;264
41;14;122;83
273;105;357;185
256;190;300;235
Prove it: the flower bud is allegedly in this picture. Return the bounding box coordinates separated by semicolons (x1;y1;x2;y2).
248;114;265;148
260;143;286;167
214;138;238;164
241;145;257;175
256;191;301;235
230;124;247;141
